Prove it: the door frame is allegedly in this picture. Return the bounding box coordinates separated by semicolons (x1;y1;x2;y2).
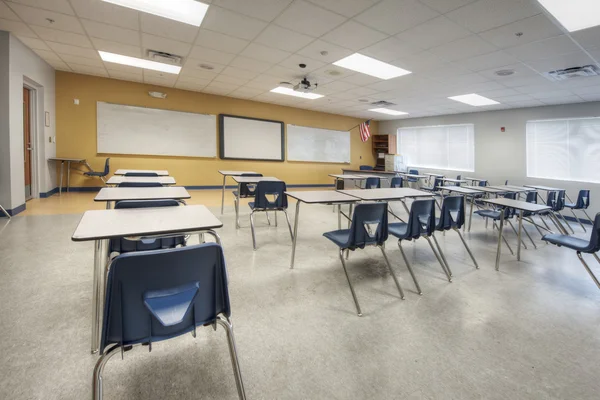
23;82;38;200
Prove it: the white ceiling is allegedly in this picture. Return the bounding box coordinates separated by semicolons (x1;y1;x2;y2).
3;0;600;120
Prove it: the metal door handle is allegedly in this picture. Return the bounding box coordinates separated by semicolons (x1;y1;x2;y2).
27;147;33;151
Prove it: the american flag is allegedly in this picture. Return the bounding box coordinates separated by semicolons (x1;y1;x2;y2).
359;120;371;142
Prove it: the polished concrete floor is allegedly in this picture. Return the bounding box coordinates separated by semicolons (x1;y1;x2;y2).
1;192;600;399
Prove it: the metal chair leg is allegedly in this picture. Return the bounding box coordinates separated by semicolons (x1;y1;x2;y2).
338;249;362;316
558;211;575;234
274;210;278;226
521;224;537;249
540;215;551;230
582;209;593;224
216;316;247;400
283;209;294;242
455;228;479;269
432;234;452;277
379;246;405;300
265;211;271;226
594;253;600;264
249;211;257;251
425;236;452;282
570;209;587;232
507;220;528;249
93;344;121;400
0;204;10;219
398;241;422;295
576;252;600;290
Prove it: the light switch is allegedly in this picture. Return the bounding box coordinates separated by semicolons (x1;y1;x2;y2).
74;99;79;105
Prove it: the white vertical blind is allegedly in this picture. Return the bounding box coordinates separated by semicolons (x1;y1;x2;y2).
397;124;475;171
526;117;600;183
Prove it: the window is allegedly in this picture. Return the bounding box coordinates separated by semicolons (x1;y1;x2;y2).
397;124;475;172
526;117;600;184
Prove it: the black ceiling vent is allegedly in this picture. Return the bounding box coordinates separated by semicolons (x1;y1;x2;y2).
370;100;396;107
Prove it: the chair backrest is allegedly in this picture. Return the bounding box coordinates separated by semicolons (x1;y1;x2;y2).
433;177;443;189
455;174;462;186
252;181;288;210
478;180;488;187
547;190;565;211
110;200;184;253
576;190;590;209
103;158;110;175
365;177;381;189
584;213;600;253
408;169;418;182
525;191;538;203
100;243;230;354
359;165;374;170
390;176;403;188
505;180;509;185
239;173;263;197
118;182;163;187
503;192;517;218
405;199;436;239
437;196;465;231
124;172;159;177
344;203;388;249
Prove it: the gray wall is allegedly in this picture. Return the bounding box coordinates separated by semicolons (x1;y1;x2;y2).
379;102;600;218
0;32;11;211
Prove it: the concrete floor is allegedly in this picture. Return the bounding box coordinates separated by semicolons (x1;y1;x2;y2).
1;195;600;399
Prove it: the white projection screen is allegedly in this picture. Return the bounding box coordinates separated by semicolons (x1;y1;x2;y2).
219;114;284;161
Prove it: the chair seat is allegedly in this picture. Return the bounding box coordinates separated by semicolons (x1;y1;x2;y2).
233;191;255;198
474;209;501;219
542;234;590;251
323;229;350;248
564;203;577;209
421;186;434;191
388;222;409;238
85;171;105;177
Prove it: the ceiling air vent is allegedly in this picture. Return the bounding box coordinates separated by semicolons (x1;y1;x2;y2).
147;50;183;66
370;100;396;107
544;65;600;81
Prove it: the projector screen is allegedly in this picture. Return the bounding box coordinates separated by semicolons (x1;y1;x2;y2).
219;114;284;161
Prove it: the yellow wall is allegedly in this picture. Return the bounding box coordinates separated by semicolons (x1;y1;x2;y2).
55;71;377;187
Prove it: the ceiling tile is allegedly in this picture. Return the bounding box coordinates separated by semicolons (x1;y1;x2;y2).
527;89;574;100
244;76;281;90
175;80;207;92
354;0;439;36
506;35;581;62
213;73;251;86
8;0;74;15
8;3;84;34
204;80;239;93
579;94;600;102
229;86;266;99
31;48;61;60
45;58;69;70
67;62;108;77
108;69;143;82
195;29;248;54
395;16;470;51
264;64;299;79
0;2;20;20
30;25;92;48
201;6;267;41
182;58;226;74
16;35;50;50
477;87;521;98
60;53;104;67
179;66;218;80
338;73;381;86
389;51;446;72
177;75;213;86
499;74;551;88
445;0;542;33
254;25;314;53
321;20;387;51
570;25;600;51
47;41;99;58
361;36;422;63
311;64;355;81
429;35;497;62
502;99;545;107
317;80;359;94
189;46;237;65
306;0;378;18
278;54;325;73
141;33;192;57
221;65;259;80
525;51;595;74
0;17;36;38
144;74;177;88
274;0;346;37
479;14;564;50
229;55;273;73
540;96;583;105
477;62;538;81
460;50;519;72
239;43;291;64
69;0;139;30
90;37;142;58
140;13;199;44
82;19;140;46
572;84;600;96
213;0;293;22
296;39;352;64
418;0;476;14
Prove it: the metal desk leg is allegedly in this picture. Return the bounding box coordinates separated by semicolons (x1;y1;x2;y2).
91;239;102;354
517;210;523;261
468;195;475;232
495;209;505;271
59;161;64;195
290;201;301;269
66;161;71;192
338;204;341;229
235;182;241;229
0;204;10;219
221;175;227;214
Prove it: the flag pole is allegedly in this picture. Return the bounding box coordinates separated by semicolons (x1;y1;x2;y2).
348;119;372;131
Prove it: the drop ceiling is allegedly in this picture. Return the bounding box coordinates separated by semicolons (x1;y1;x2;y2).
2;0;600;120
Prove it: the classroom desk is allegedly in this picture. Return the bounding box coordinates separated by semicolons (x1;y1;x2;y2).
232;176;280;229
218;170;259;215
106;176;176;186
114;169;169;176
481;198;551;270
523;184;575;203
464;177;487;185
441;177;467;185
339;188;434;201
94;186;190;208
438;186;482;231
48;157;91;195
72;205;223;354
488;185;531;193
329;174;372;190
397;173;428;188
465;185;507;195
285;190;358;268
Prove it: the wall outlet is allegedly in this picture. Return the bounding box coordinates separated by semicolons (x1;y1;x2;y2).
74;99;79;105
48;136;52;143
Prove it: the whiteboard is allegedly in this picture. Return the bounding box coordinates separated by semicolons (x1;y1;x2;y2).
287;125;350;163
220;115;284;161
97;102;217;158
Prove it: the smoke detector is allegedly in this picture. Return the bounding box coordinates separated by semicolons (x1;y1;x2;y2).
147;50;183;66
544;65;600;81
495;69;515;77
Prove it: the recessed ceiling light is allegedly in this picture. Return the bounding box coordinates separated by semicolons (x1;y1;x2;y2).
369;108;409;116
102;0;209;26
536;0;600;32
448;93;500;106
199;64;214;70
333;53;412;80
99;51;181;74
495;69;515;77
270;86;324;100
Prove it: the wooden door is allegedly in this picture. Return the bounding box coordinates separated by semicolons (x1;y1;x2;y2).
23;87;32;199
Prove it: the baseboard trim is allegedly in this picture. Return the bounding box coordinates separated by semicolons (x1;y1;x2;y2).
40;187;59;198
46;184;336;192
562;214;593;225
1;203;26;217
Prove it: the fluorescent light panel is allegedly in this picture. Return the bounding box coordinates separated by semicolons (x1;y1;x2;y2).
102;0;209;26
99;51;181;74
369;108;409;116
333;53;411;80
536;0;600;32
448;93;500;107
270;87;324;100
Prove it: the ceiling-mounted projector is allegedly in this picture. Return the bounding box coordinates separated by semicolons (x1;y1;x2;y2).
294;77;317;93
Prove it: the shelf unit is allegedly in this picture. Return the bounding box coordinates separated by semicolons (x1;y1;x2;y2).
372;134;396;170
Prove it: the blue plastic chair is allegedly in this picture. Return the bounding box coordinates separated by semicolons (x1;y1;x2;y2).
478;180;488;186
434;196;479;270
407;169;419;183
93;243;246;400
390;176;403;188
117;181;163;187
232;173;262;210
474;192;526;253
388;199;451;295
519;191;542;245
543;190;574;234
364;177;381;189
421;177;443;193
565;190;592;232
359;165;374;170
455;174;462;186
124;172;158;177
84;158;110;183
542;213;600;290
323;203;405;316
248;181;293;250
